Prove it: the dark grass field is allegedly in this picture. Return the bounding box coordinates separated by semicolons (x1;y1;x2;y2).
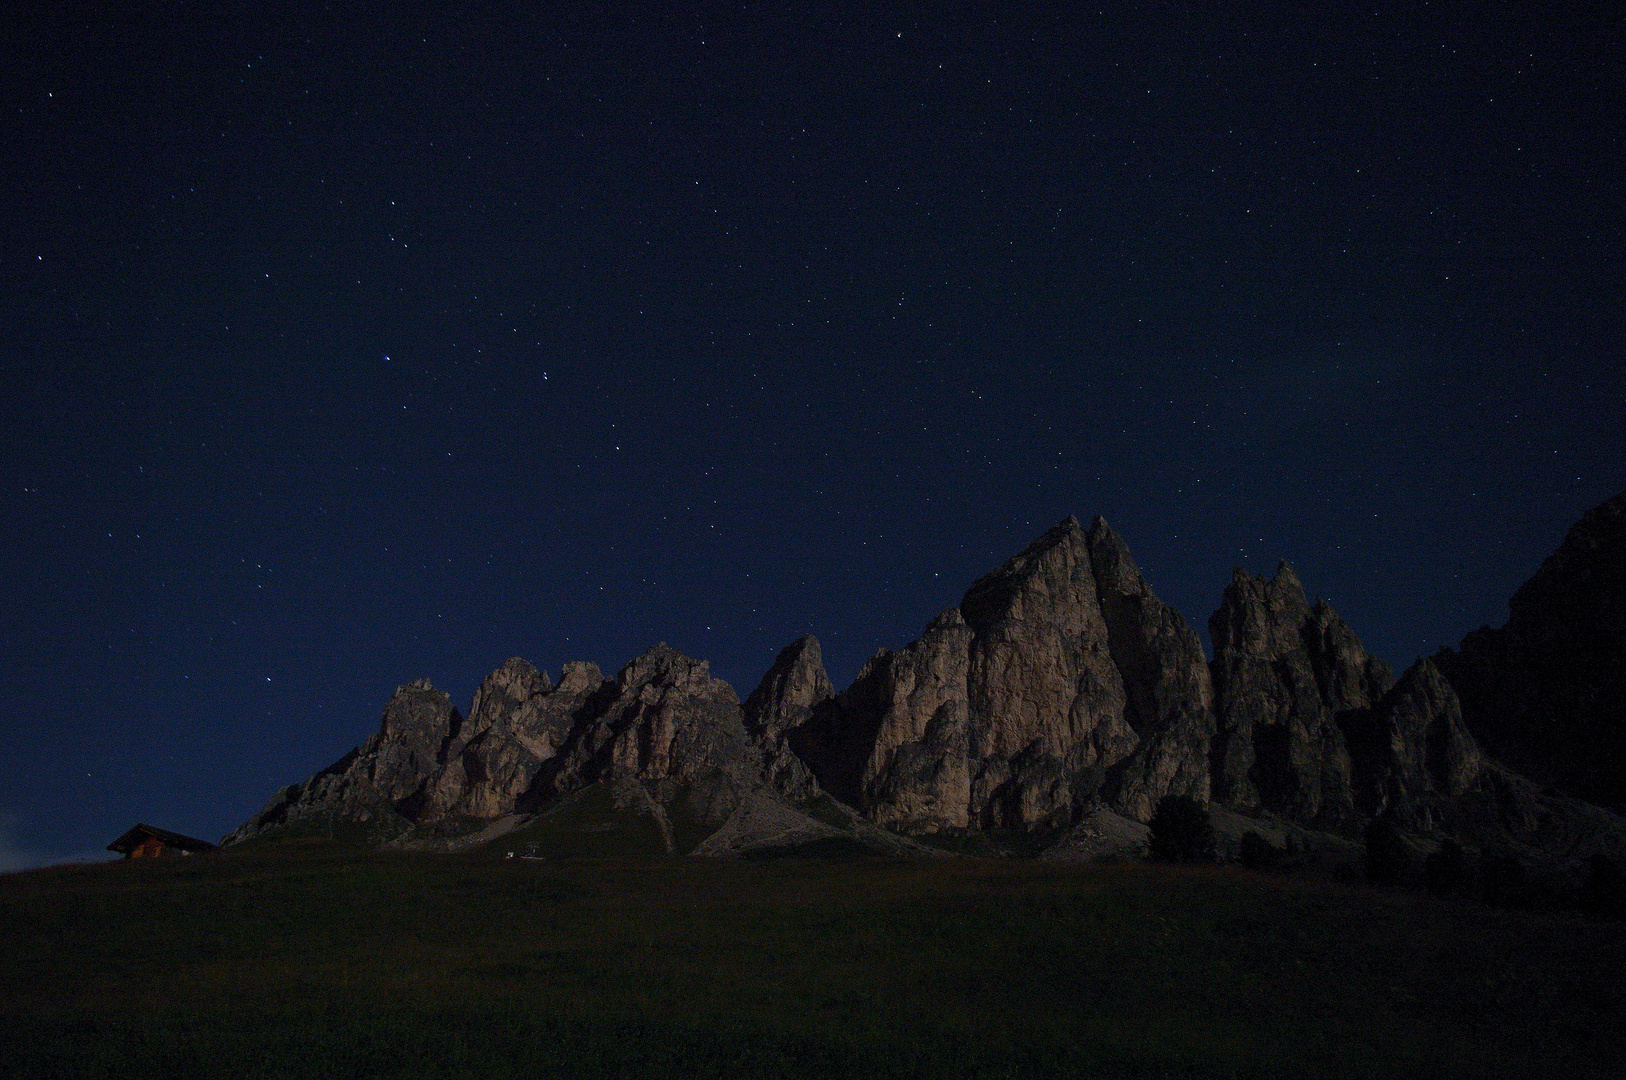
5;841;1624;1079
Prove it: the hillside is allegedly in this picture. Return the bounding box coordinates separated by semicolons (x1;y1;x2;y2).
5;842;1625;1079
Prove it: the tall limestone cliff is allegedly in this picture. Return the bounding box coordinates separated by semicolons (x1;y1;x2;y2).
742;635;833;798
227;644;756;847
227;499;1626;862
961;518;1137;828
1434;490;1626;808
425;658;602;820
791;610;974;830
541;643;754;798
225;678;462;844
1341;657;1485;828
1209;564;1392;823
1086;518;1215;822
789;516;1218;831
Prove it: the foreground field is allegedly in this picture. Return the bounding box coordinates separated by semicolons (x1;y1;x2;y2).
4;841;1624;1079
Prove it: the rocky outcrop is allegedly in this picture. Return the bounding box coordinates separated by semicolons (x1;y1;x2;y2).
743;636;833;797
225;678;462;845
806;610;974;830
542;644;754;798
962;518;1136;829
426;658;603;820
1341;658;1484;828
1087;518;1216;822
226;499;1626;865
1209;564;1392;822
227;645;753;846
792;516;1210;832
744;636;834;741
1435;490;1626;808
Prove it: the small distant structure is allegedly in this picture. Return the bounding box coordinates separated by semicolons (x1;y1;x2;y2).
107;824;218;860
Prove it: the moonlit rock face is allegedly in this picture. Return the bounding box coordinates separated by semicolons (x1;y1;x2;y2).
743;635;833;798
846;609;974;830
959;518;1135;827
427;657;586;821
793;516;1219;830
546;643;752;793
362;680;463;807
223;679;463;845
743;636;833;741
1208;563;1393;822
224;501;1626;865
1342;658;1484;828
1086;517;1215;823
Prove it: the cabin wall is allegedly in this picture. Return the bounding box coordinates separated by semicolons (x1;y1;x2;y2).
131;836;167;858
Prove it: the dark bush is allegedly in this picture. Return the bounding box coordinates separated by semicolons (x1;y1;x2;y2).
1582;853;1626;919
1479;848;1532;909
1239;830;1282;871
1424;839;1467;896
1148;795;1216;863
1364;818;1411;886
1331;862;1362;884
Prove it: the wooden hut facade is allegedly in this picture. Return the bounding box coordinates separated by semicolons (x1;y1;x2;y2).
107;824;217;860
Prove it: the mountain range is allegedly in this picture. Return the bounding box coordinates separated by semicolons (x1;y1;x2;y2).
226;491;1626;879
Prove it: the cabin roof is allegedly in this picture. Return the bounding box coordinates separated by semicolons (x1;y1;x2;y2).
107;823;217;854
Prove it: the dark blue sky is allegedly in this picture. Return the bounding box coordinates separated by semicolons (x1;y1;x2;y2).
3;1;1622;866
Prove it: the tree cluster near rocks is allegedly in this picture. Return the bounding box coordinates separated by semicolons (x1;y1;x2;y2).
1148;796;1216;863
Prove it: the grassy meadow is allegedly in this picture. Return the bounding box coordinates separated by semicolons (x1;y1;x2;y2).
4;841;1624;1079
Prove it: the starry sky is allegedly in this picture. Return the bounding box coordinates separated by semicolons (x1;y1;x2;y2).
2;1;1622;867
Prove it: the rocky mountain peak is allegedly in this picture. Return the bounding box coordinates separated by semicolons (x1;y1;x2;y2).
223;678;463;845
1302;602;1394;713
365;680;461;806
1343;656;1486;830
226;496;1626;870
426;655;590;821
960;515;1122;756
1212;564;1313;657
1083;516;1143;596
742;635;833;797
1086;517;1215;821
960;516;1091;631
1435;489;1626;806
617;642;723;698
489;657;553;696
743;635;834;740
1209;564;1389;822
556;660;606;696
541;642;750;794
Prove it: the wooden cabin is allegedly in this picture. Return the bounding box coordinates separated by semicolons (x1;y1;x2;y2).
107;823;217;860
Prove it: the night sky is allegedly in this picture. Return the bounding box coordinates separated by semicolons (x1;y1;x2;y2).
3;2;1622;867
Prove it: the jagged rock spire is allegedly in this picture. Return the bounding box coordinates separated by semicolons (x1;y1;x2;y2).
1209;563;1392;822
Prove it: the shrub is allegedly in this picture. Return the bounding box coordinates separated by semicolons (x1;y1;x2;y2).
1239;830;1282;871
1148;795;1216;863
1582;853;1626;919
1479;848;1532;909
1363;818;1410;886
1424;839;1467;896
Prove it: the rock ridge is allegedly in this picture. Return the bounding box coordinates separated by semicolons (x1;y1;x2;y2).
226;496;1626;869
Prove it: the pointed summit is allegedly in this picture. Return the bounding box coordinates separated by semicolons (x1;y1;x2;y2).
1086;519;1215;821
1209;563;1389;820
1085;516;1145;597
744;635;834;798
222;678;461;845
744;636;834;740
425;656;588;821
544;642;749;794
